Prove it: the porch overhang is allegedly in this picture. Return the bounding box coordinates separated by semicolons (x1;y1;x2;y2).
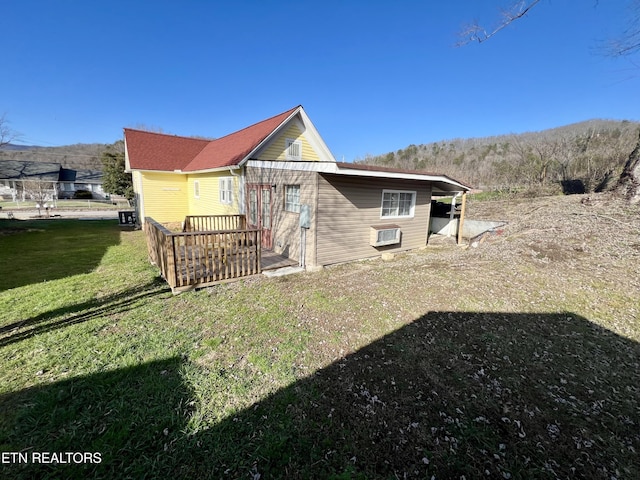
245;160;471;194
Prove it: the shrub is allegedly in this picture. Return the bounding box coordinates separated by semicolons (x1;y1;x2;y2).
73;189;93;199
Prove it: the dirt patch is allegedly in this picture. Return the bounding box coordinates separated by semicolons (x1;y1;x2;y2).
279;192;640;363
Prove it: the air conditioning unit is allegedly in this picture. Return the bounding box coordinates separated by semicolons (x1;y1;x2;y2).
370;225;401;247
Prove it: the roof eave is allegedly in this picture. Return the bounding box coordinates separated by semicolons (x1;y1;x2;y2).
334;166;471;191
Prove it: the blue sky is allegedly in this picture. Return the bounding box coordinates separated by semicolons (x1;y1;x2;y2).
1;0;638;161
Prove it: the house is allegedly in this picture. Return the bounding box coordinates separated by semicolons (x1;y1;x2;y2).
124;105;470;270
58;168;106;199
0;160;106;200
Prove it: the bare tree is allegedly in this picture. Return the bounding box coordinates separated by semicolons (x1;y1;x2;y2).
457;0;541;46
606;0;640;57
458;1;640;197
458;0;640;58
21;179;56;216
0;113;21;148
616;129;640;203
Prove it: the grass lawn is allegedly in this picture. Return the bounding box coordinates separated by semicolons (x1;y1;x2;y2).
0;196;638;479
0;199;128;211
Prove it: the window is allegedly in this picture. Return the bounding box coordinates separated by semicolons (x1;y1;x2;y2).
284;185;301;213
249;189;257;225
380;189;416;218
194;180;200;199
219;177;233;204
285;138;302;160
261;188;271;229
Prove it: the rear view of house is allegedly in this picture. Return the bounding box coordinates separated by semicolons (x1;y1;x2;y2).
124;105;470;273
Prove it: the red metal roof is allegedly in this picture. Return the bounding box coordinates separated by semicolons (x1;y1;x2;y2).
125;106;300;172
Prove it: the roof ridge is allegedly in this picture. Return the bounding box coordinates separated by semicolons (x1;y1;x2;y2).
122;127;213;143
210;105;301;143
125;105;303;172
124;105;300;145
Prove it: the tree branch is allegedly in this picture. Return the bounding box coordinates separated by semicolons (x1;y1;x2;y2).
457;0;542;46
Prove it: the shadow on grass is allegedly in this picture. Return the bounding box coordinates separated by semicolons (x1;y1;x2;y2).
1;312;638;479
0;357;191;479
0;280;168;348
0;219;121;291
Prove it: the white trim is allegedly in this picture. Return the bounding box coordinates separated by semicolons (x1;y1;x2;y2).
246;160;338;173
245;160;469;192
237;107;303;167
194;180;200;199
219;177;233;204
380;189;416;219
284;184;301;212
285;138;302;160
241;106;338;166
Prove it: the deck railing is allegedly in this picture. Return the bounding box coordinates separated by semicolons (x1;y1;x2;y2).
145;215;261;292
183;214;247;232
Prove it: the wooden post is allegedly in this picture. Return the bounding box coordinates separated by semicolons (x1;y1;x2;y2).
457;191;467;245
447;194;458;237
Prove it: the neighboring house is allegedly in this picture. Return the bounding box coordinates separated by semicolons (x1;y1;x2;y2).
124;105;470;269
0;160;61;201
0;160;106;200
58;168;106;199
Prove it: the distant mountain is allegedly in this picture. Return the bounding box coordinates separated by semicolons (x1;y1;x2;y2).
0;143;113;171
0;143;43;151
357;119;640;193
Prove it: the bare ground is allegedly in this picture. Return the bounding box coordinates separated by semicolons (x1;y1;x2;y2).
217;192;640;478
284;192;640;359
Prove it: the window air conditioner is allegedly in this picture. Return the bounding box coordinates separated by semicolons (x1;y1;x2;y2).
370;225;401;247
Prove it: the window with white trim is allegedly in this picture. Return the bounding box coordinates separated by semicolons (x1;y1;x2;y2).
219;177;233;205
284;185;301;213
380;189;416;219
285;138;302;160
194;180;200;199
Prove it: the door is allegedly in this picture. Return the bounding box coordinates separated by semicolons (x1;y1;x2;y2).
246;184;273;249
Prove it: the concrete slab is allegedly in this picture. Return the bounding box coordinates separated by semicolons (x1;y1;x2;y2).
262;266;304;278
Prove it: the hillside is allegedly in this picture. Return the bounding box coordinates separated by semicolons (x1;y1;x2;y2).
358;119;640;193
0;143;110;171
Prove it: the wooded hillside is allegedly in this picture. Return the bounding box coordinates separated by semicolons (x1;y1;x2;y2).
358;119;640;193
0;143;108;171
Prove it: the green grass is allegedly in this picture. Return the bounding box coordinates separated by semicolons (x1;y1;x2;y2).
0;199;128;210
0;219;638;479
0;219;122;291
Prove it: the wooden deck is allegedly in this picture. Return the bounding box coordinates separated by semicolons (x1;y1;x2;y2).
145;214;300;292
262;250;299;270
145;215;264;292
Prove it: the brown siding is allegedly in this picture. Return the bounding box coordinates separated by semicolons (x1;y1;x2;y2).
245;167;318;265
316;174;432;266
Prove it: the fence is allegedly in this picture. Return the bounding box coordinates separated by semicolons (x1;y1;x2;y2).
145;215;261;292
183;214;247;232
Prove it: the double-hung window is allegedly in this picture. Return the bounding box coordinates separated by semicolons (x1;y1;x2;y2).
285;138;302;160
284;185;301;213
219;177;233;205
380;189;416;219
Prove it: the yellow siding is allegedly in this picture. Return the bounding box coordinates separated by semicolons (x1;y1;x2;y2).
186;171;242;216
256;123;320;161
139;172;189;223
